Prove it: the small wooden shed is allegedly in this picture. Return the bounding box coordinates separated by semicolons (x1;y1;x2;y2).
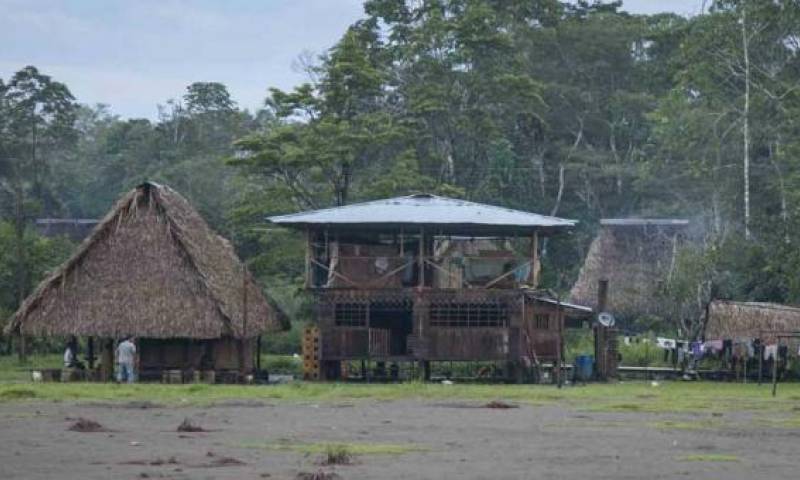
5;182;288;381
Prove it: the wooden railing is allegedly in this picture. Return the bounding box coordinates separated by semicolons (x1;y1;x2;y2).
309;255;533;289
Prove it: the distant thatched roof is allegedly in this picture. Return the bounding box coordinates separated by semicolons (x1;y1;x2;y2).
569;220;688;318
6;182;288;339
706;300;800;342
35;218;99;241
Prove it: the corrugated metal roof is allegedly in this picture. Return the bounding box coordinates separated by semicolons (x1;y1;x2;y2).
268;194;576;230
601;218;689;227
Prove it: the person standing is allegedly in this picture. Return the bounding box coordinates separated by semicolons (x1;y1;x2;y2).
116;337;137;383
63;336;85;369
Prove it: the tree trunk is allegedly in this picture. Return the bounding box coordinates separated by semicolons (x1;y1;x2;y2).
14;174;26;312
742;7;752;240
769;140;790;244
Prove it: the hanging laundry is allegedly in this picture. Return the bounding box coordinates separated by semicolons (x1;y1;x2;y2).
657;337;677;349
763;344;778;361
779;345;788;363
722;339;733;360
691;341;703;360
703;340;723;354
733;338;753;359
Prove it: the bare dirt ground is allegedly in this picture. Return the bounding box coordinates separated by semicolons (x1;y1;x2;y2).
1;397;797;480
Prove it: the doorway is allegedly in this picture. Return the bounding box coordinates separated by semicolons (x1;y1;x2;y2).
369;301;414;356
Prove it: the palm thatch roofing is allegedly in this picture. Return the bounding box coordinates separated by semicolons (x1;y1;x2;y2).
5;182;288;339
569;219;688;318
706;300;800;342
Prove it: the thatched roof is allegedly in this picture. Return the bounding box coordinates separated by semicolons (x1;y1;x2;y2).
569;220;688;318
706;300;800;342
5;182;288;339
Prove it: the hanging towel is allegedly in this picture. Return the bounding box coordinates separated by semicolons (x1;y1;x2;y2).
764;344;778;361
703;340;723;354
657;337;677;349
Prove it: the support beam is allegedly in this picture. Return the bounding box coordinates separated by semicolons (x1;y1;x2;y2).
256;335;262;372
772;340;779;397
597;279;609;313
305;229;313;289
101;339;114;382
17;334;26;363
530;231;540;288
418;228;425;288
87;336;95;370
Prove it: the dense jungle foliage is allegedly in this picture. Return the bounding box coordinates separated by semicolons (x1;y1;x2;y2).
2;1;800;349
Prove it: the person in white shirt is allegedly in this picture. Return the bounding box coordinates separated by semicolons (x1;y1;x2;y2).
63;345;75;368
63;336;84;369
116;337;137;383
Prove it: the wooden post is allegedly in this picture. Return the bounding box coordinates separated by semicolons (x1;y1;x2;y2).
418;227;425;288
556;295;564;389
758;336;763;386
87;336;95;370
135;338;141;382
530;231;540;287
594;279;609;380
237;339;246;380
597;279;609;313
305;229;313;289
772;339;778;397
17;333;27;363
101;339;114;382
240;265;249;378
256;335;262;372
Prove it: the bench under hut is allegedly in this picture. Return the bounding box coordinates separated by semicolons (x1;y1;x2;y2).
5;182;288;382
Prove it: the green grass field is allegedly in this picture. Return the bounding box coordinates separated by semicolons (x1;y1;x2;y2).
0;354;303;382
2;354;799;414
1;378;799;414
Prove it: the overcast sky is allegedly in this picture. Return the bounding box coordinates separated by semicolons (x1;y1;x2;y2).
0;0;707;119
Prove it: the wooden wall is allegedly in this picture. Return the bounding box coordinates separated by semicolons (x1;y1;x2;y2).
139;337;255;371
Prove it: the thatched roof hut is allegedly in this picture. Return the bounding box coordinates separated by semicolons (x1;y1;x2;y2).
5;182;288;340
569;219;688;319
706;300;800;342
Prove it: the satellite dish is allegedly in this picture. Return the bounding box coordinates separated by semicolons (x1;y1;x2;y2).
597;312;615;327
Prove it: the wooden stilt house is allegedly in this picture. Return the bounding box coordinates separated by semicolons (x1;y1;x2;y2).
269;194;589;381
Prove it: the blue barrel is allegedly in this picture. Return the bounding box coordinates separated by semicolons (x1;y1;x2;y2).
575;355;594;381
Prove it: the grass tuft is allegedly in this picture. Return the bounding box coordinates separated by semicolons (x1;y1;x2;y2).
680;454;740;462
0;387;37;401
651;419;723;430
323;444;353;465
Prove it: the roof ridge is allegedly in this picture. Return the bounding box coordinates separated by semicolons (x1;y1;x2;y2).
268;193;576;225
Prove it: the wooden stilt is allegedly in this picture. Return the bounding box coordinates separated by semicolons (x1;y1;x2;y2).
17;334;27;363
87;337;95;370
758;336;763;386
772;340;779;397
530;231;539;288
101;339;114;382
256;335;262;372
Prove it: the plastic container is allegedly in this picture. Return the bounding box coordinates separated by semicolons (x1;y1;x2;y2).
575;355;594;381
